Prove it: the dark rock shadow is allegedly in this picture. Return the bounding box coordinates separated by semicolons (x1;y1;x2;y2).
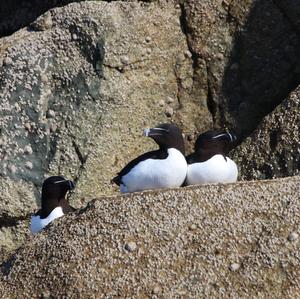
0;253;16;276
0;0;83;37
221;0;300;139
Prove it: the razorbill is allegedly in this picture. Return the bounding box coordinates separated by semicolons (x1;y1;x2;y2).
112;123;187;193
185;130;238;185
30;176;75;234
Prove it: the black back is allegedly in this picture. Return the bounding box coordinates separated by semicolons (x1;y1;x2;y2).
186;130;237;164
37;176;75;218
112;123;185;186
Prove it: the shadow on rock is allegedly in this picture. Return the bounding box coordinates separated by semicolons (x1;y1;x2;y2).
0;0;82;37
221;0;300;139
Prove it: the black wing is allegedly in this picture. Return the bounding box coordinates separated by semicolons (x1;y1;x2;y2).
34;209;42;217
186;152;227;164
112;150;168;186
185;152;198;164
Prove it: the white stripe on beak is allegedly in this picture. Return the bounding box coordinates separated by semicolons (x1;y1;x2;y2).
143;128;150;137
143;127;168;137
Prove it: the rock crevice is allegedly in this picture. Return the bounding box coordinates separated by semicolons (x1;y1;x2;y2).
0;214;29;229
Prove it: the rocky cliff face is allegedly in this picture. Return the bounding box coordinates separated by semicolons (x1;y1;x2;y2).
1;177;300;298
233;85;300;180
0;0;299;285
0;1;213;261
182;0;300;137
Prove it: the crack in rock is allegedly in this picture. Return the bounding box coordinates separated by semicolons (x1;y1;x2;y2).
0;213;30;229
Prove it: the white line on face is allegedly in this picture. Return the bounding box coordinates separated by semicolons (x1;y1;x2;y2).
53;180;67;184
152;127;169;132
227;132;233;142
212;133;227;140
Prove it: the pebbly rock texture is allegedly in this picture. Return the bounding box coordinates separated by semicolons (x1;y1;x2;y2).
233;85;300;180
2;0;300;139
0;222;30;267
1;176;300;298
1;0;300;284
0;180;35;262
182;0;300;137
0;1;212;262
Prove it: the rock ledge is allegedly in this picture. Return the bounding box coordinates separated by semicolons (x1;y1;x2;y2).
1;176;300;298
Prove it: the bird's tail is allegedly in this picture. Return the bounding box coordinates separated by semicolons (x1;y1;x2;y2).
111;175;121;186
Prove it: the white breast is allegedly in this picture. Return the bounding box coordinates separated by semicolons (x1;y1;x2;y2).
186;154;238;186
30;207;64;234
121;148;187;193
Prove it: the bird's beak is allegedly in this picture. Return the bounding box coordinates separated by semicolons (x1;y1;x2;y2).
143;127;168;137
143;128;151;137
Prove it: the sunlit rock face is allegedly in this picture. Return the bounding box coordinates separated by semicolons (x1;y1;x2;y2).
1;177;300;298
0;1;212;262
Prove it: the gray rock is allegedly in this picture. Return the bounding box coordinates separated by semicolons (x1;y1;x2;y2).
164;106;174;117
30;11;53;31
0;1;211;262
1;176;300;298
232;85;300;180
288;232;299;242
182;0;300;137
3;57;12;66
229;262;241;272
0;220;30;264
0;0;299;281
124;241;137;252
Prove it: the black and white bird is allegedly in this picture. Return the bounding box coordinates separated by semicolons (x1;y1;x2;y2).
30;176;75;234
112;123;188;193
185;130;238;185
